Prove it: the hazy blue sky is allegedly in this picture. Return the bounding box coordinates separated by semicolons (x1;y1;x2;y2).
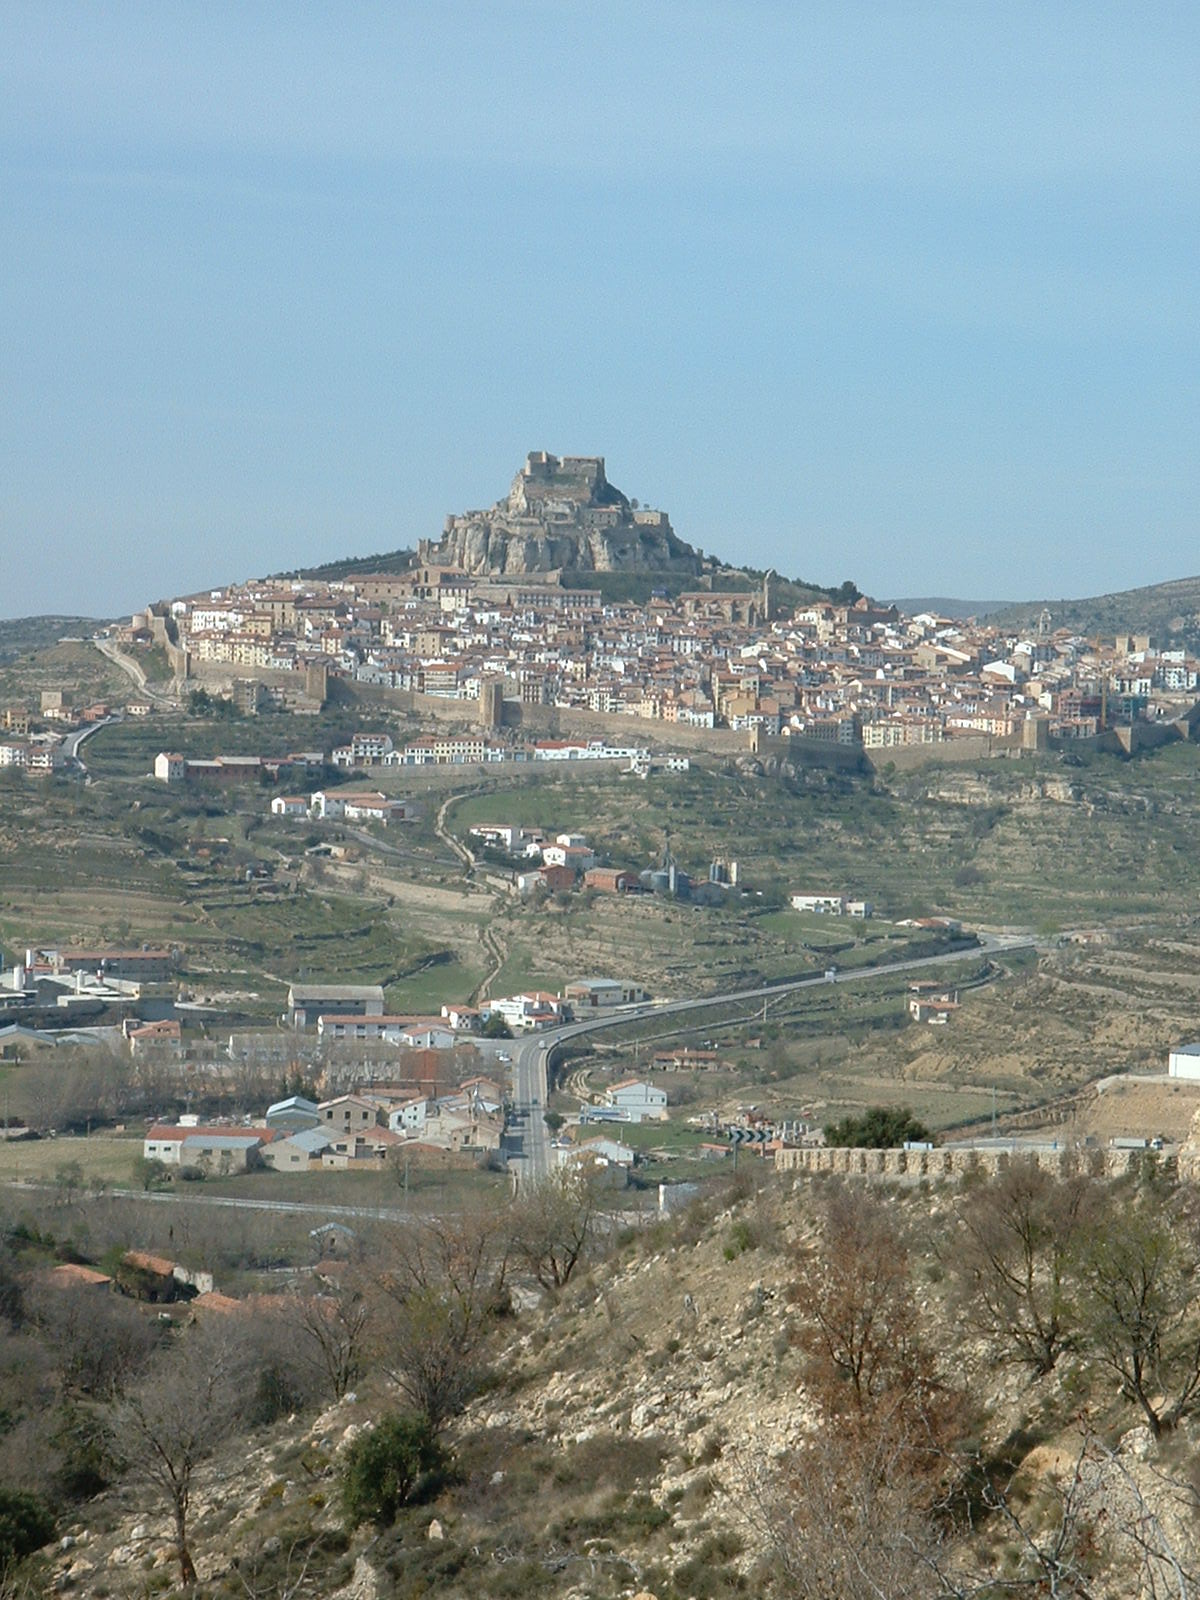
3;2;1197;618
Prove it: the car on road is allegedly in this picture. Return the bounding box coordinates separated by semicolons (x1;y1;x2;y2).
497;1052;511;1062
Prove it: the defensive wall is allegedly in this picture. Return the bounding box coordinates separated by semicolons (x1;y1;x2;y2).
871;716;1196;774
775;1143;1179;1182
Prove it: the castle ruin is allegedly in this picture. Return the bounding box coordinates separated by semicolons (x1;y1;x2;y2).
418;452;703;579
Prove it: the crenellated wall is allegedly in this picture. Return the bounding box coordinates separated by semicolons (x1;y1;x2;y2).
775;1144;1164;1182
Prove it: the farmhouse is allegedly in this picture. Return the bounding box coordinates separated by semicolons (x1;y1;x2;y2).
605;1079;668;1122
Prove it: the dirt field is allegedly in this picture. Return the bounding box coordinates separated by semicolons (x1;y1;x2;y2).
1019;1077;1200;1146
0;1134;142;1186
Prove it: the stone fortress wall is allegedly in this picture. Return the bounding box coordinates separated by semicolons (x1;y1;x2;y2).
776;1142;1186;1182
423;451;702;577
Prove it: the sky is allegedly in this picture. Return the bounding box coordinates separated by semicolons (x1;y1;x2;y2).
2;2;1198;619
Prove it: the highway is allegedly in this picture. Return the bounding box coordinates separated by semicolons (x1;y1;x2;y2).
503;933;1032;1185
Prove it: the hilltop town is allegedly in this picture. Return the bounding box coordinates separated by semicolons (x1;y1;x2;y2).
5;459;1200;1596
38;451;1190;772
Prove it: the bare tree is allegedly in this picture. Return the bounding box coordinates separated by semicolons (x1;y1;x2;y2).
282;1273;372;1402
953;1161;1094;1376
1079;1193;1200;1437
747;1426;1200;1600
743;1406;958;1600
790;1183;928;1416
110;1322;252;1587
25;1280;158;1400
509;1166;598;1295
374;1208;510;1434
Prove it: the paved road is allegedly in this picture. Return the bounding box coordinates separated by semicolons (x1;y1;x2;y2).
61;712;121;771
93;636;179;705
504;933;1032;1186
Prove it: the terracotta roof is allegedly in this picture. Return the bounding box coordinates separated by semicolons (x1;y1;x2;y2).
190;1291;242;1316
45;1262;112;1288
122;1250;176;1276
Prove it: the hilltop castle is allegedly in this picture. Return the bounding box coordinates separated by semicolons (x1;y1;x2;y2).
418;452;703;578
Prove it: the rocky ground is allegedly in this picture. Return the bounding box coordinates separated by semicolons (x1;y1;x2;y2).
37;1160;1200;1599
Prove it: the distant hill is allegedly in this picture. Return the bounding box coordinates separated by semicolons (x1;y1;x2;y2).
0;615;106;664
888;596;1016;620
984;575;1200;641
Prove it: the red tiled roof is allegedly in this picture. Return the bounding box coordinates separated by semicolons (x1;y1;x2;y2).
45;1263;112;1288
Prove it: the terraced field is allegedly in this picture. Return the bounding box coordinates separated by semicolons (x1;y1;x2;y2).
4;717;1200;1138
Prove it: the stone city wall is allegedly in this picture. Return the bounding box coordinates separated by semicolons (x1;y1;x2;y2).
775;1143;1166;1182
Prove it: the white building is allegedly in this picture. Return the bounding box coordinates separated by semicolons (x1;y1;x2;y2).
310;790;410;824
556;1135;635;1170
542;842;596;871
317;1013;410;1043
790;893;847;915
485;992;567;1032
332;732;394;768
1168;1042;1200;1080
605;1079;668;1122
399;1021;459;1050
270;795;310;818
387;1097;430;1135
154;752;185;784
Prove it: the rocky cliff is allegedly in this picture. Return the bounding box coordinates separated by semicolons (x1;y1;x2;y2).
420;452;703;578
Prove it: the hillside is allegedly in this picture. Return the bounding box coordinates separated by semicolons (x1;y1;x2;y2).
281;547;417;583
985;574;1200;641
18;1159;1200;1598
888;595;1015;619
0;615;107;664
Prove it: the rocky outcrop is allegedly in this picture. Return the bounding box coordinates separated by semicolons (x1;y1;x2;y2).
420;452;703;578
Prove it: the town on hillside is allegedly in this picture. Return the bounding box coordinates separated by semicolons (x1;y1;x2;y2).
5;455;1200;778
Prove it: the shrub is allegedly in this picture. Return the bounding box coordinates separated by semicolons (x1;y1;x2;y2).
724;1218;759;1259
340;1414;450;1529
0;1487;55;1568
824;1106;930;1149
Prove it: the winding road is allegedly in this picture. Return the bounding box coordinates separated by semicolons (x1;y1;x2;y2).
503;933;1033;1186
93;635;180;706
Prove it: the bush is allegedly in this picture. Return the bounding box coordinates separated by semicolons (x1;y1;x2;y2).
0;1486;55;1568
824;1107;930;1149
52;1404;115;1500
340;1413;450;1529
724;1218;759;1260
133;1157;172;1192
